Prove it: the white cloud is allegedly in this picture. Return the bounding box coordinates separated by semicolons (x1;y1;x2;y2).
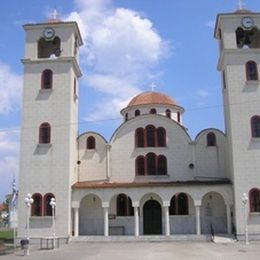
0;62;22;115
196;90;210;98
66;0;169;121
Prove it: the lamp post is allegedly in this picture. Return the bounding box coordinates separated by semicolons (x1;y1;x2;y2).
24;193;34;255
241;192;249;245
49;197;56;248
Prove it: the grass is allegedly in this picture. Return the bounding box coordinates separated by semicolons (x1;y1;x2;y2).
0;230;14;243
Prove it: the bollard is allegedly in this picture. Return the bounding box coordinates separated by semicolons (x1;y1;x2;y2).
20;239;29;256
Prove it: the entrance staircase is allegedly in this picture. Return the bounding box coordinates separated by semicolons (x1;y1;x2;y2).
71;235;211;243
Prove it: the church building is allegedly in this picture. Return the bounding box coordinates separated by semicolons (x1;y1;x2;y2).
17;7;260;241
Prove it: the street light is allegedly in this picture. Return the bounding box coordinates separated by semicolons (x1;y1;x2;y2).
241;192;249;245
49;197;56;248
24;193;34;255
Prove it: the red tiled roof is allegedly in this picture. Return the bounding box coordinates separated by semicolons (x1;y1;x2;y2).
127;91;177;107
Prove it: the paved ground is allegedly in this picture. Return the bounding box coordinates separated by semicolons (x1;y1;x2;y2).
1;241;260;260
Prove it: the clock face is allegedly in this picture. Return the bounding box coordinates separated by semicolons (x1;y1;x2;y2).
241;17;254;29
43;28;55;40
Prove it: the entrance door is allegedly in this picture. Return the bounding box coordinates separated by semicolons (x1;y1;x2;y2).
143;200;162;235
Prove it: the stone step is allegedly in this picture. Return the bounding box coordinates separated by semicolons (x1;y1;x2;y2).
213;235;236;243
71;235;211;243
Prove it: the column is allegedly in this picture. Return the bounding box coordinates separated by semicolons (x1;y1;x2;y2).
73;207;79;237
164;206;170;236
134;207;139;236
194;201;201;235
226;204;232;235
103;207;109;237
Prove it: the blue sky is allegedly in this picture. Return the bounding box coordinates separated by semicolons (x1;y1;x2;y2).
1;0;260;202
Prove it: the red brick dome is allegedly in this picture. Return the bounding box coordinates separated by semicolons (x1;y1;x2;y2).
127;91;177;107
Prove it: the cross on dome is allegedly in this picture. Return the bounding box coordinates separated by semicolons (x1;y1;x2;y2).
51;8;59;20
238;0;245;10
150;83;157;92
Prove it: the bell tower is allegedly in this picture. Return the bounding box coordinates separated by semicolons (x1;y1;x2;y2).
215;9;260;239
18;17;83;238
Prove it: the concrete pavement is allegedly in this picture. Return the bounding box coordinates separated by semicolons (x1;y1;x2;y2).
1;241;260;260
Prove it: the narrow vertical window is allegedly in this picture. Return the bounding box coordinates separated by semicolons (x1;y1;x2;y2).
135;128;145;147
125;113;128;121
166;109;171;119
41;69;53;89
74;78;77;97
44;193;55;216
246;61;258;81
31;193;42;216
157;155;167;175
39;123;51;144
87;136;96;149
135;110;140;116
146;125;156;147
249;189;260;212
136;156;145;176
177;112;181;123
146;153;156;175
157;127;166;147
251;116;260;137
207;132;216;146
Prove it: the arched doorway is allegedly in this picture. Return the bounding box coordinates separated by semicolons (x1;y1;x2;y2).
143;200;162;235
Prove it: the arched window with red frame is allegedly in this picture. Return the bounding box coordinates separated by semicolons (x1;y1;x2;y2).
146;152;156;175
157;155;167;175
246;61;258;81
135;128;145;147
166;109;171;119
135;110;140;116
146;125;156;147
87;136;96;149
207;132;216;146
41;69;53;89
31;193;42;216
136;156;145;176
39;123;51;144
157;127;166;147
249;188;260;212
251;116;260;138
44;193;55;216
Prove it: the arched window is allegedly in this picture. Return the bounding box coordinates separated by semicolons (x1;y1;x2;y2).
178;193;189;215
87;136;96;149
39;123;51;144
150;108;157;114
146;125;156;147
166;109;171;119
38;36;61;58
157;127;166;147
135;128;145;147
246;61;258;81
146;153;156;175
169;193;189;215
44;193;55;216
249;189;260;212
136;156;145;176
207;132;216;146
31;193;42;216
251;116;260;137
157;155;167;175
169;195;176;215
117;194;134;216
41;69;53;89
135;110;140;116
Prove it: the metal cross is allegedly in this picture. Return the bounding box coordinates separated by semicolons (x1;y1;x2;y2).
150;83;157;92
238;0;245;10
51;8;59;20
